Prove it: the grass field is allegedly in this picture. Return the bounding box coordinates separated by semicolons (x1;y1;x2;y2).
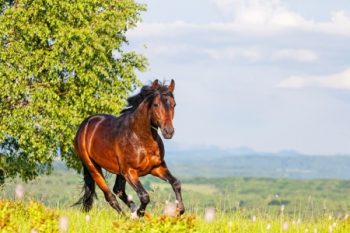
1;170;350;232
1;199;350;233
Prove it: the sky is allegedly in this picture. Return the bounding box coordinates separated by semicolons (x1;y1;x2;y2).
126;0;350;155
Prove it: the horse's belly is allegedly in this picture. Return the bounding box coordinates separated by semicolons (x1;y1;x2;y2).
89;138;120;174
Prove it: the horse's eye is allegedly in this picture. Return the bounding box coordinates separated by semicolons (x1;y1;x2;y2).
153;103;159;108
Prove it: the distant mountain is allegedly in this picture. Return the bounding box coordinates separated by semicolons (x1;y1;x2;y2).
274;149;304;157
229;146;257;155
164;142;305;158
163;142;350;179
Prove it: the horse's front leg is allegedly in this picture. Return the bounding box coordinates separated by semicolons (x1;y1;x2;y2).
124;170;150;217
151;162;185;215
113;175;137;211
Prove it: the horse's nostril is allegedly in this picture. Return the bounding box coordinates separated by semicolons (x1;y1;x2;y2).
161;127;175;138
167;128;175;136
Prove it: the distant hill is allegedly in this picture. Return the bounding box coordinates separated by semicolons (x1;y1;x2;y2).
163;142;350;179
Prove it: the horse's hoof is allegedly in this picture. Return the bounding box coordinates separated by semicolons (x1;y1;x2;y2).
177;207;185;216
137;209;145;217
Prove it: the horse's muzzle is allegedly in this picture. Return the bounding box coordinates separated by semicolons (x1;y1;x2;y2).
161;127;175;139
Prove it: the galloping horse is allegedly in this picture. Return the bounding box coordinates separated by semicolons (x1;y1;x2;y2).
74;79;184;217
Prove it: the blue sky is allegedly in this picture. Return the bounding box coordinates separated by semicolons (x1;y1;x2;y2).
127;0;350;155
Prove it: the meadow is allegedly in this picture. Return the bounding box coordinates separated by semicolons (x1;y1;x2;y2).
1;169;350;232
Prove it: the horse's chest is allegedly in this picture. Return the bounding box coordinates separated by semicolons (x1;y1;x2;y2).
148;151;162;166
135;147;162;173
146;147;162;163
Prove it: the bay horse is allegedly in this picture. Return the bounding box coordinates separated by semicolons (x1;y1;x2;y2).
73;79;184;217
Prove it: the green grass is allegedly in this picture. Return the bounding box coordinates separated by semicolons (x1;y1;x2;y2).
1;200;350;233
2;170;350;216
2;170;350;232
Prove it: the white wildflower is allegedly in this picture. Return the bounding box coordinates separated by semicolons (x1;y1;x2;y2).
204;207;215;223
130;210;138;219
164;202;177;217
59;216;69;232
329;225;333;233
252;215;257;222
280;205;285;213
266;223;271;230
15;184;24;200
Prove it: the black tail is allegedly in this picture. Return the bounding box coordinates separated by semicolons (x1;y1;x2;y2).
73;165;96;212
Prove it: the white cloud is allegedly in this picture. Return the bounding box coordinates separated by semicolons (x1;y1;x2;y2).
278;68;350;90
311;11;350;36
278;76;309;89
130;0;350;38
139;43;263;62
216;0;350;36
128;21;199;38
212;0;236;16
204;47;262;61
215;0;306;27
272;49;318;62
146;44;191;57
142;43;317;63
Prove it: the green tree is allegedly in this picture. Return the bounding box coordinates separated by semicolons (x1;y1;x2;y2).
0;0;147;183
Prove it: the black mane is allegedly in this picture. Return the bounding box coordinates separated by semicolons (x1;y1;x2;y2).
120;81;173;115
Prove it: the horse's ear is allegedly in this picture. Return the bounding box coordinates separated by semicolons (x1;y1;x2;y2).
151;79;160;90
168;79;175;93
152;79;160;90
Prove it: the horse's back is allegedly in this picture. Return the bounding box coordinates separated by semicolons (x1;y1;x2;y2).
75;114;114;144
74;114;123;173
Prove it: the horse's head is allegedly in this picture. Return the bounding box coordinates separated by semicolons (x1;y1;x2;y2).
150;79;176;139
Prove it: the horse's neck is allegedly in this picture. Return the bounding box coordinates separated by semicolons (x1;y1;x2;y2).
130;102;152;137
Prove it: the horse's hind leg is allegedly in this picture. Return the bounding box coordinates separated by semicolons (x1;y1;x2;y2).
113;175;136;211
80;158;123;214
90;165;124;214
